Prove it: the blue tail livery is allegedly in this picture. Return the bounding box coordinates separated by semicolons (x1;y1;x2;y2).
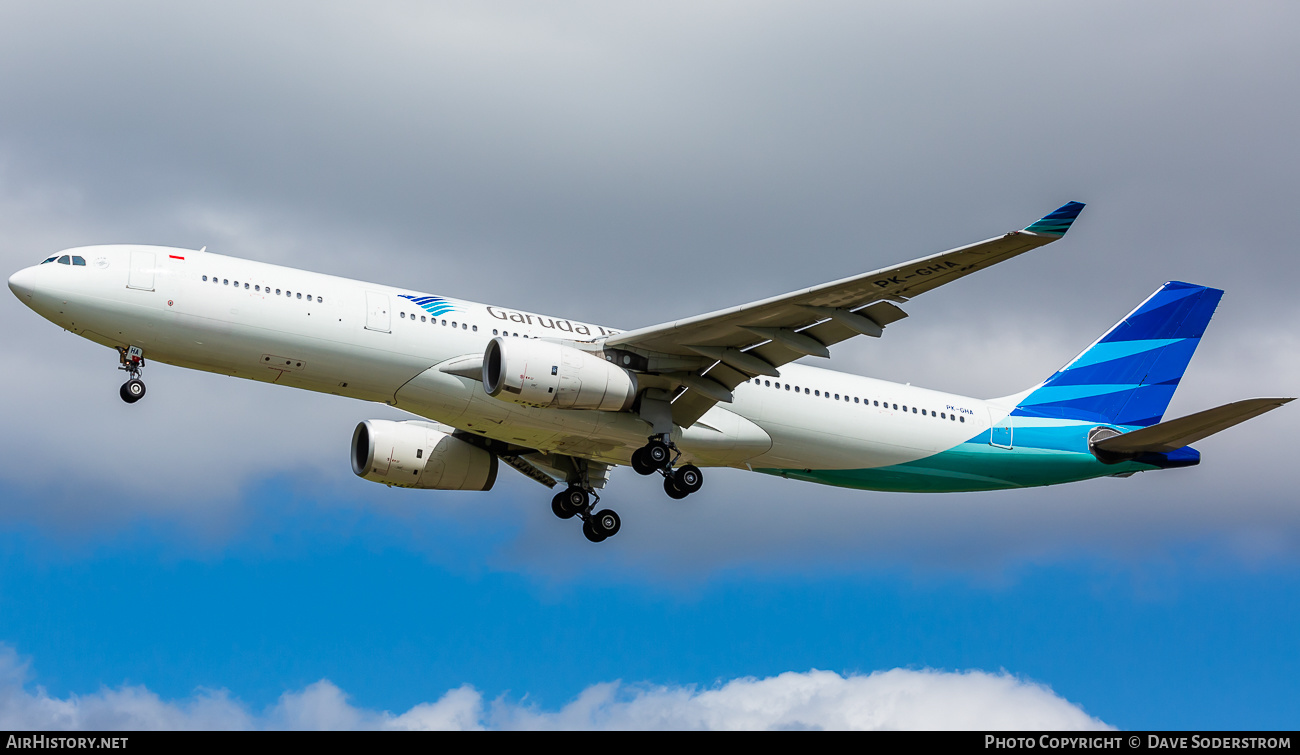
1012;281;1223;428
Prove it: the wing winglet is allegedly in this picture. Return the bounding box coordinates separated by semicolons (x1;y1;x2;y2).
1024;201;1086;236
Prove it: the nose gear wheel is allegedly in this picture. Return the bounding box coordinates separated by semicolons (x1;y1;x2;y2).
117;346;147;404
120;379;146;403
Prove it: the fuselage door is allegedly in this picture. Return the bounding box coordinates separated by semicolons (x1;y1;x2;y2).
126;250;156;291
365;291;391;333
988;409;1014;449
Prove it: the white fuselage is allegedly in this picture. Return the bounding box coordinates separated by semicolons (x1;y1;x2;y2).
9;245;995;474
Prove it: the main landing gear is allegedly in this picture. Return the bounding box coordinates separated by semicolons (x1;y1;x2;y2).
551;484;622;543
117;345;147;404
542;434;703;544
631;435;704;500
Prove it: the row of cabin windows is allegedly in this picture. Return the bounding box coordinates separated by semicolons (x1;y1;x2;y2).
399;311;478;332
42;255;86;265
395;311;537;339
202;275;323;303
748;378;966;422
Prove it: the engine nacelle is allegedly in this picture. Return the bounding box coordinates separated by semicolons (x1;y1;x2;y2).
351;419;498;491
482;337;637;411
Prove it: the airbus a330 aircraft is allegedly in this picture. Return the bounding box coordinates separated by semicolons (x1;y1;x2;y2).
9;202;1292;542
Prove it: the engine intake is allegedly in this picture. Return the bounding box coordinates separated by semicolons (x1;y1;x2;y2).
482;337;637;411
351;419;497;491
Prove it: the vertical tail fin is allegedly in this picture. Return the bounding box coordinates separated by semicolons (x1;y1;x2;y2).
1011;281;1223;427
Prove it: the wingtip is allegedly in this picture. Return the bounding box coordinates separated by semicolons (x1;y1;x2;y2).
1024;200;1086;236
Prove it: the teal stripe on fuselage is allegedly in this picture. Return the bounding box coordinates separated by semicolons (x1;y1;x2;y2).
756;423;1155;493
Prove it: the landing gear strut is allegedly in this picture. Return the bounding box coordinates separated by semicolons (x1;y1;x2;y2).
632;434;704;499
117;346;147;404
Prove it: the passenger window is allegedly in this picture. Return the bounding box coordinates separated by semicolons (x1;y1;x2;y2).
233;281;238;287
318;297;324;303
764;380;770;387
421;315;426;322
297;293;302;299
276;289;281;295
960;416;965;423
203;275;208;281
893;404;898;410
400;312;406;318
244;283;249;289
462;323;467;330
223;279;229;285
472;325;477;332
912;407;917;414
834;394;840;400
854;397;859;403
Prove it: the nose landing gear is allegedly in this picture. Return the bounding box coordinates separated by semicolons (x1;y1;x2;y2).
117;346;147;404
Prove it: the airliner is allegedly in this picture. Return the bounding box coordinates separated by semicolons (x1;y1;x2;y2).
8;202;1291;542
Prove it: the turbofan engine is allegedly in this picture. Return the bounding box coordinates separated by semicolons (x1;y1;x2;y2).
482;336;637;411
351;419;498;491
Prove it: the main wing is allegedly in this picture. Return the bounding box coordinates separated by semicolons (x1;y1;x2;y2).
601;201;1086;427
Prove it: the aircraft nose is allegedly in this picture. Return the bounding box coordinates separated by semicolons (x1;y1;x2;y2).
8;266;36;299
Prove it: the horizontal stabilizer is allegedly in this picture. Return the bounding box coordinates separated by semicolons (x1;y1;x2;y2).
1092;397;1294;455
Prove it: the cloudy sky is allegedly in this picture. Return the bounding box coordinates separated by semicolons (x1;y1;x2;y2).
1;1;1297;730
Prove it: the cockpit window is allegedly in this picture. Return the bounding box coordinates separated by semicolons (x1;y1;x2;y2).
41;255;58;264
57;255;71;265
72;256;86;266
